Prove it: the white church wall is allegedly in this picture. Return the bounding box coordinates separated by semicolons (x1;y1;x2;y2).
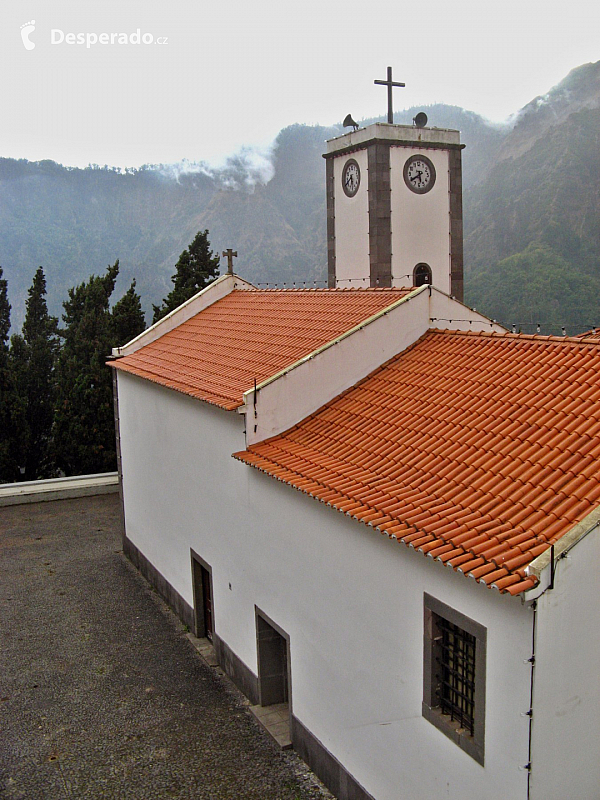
117;369;532;800
529;527;600;800
117;372;246;623
247;470;532;800
428;290;507;333
390;147;451;294
333;148;370;287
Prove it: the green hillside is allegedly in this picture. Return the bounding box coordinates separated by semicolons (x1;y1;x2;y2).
464;62;600;332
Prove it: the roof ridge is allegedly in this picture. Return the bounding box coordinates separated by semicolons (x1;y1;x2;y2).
430;328;600;345
233;286;415;293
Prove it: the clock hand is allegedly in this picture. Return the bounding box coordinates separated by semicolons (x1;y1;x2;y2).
410;170;423;183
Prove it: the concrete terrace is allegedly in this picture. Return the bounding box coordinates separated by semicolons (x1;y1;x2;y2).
0;494;331;800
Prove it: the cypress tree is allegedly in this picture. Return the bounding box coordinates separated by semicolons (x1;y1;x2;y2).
8;332;29;477
111;279;146;347
153;229;220;323
53;261;119;476
0;268;21;482
13;268;60;480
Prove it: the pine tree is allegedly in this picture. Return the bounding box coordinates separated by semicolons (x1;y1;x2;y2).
0;268;21;482
12;268;60;480
53;261;119;476
8;333;29;476
111;279;146;347
153;229;220;323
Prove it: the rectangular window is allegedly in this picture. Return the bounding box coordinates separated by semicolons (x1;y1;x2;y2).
423;594;486;765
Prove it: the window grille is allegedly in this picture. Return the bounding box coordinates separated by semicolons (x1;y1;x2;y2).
435;617;476;735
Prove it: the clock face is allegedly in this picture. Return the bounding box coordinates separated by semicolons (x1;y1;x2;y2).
403;155;436;194
342;159;361;197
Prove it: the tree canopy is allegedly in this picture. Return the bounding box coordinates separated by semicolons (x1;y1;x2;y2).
11;267;60;479
112;278;146;347
0;268;21;481
466;243;600;334
0;262;146;482
52;260;146;477
153;229;220;323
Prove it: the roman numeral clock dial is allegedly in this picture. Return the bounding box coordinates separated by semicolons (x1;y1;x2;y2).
403;154;436;194
342;159;361;197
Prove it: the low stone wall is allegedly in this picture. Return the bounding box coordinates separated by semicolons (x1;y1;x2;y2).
0;472;119;507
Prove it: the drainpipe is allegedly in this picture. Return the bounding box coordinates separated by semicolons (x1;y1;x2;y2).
525;600;537;800
109;363;126;543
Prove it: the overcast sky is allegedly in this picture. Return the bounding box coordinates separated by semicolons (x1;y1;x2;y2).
2;0;599;169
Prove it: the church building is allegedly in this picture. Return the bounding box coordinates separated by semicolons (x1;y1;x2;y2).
110;107;600;800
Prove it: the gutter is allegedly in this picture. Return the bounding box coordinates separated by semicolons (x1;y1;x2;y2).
523;506;600;600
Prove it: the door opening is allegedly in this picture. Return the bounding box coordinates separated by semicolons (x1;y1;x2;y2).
251;610;293;748
191;554;213;641
256;612;289;706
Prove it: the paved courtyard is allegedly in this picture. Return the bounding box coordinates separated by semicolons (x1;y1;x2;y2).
0;494;331;800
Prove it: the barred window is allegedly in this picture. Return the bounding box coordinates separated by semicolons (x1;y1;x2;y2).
437;617;476;734
423;594;486;765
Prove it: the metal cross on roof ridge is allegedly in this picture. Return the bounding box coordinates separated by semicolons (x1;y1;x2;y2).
374;66;405;124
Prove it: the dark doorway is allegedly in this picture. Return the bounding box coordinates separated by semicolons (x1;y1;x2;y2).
256;612;290;707
191;554;213;641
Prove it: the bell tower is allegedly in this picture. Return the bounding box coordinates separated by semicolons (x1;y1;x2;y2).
324;77;464;299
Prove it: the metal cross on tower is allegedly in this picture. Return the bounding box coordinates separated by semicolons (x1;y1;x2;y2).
222;248;238;275
374;67;405;124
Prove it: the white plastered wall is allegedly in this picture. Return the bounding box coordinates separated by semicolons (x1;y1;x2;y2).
390;147;451;293
117;369;532;800
529;527;600;799
333;148;370;286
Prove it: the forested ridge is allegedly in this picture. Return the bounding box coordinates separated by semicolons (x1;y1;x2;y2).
1;61;598;333
464;61;600;332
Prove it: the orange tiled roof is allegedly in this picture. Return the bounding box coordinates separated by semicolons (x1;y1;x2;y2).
112;288;413;410
235;330;600;596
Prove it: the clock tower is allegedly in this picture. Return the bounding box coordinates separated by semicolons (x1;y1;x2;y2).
324;121;464;300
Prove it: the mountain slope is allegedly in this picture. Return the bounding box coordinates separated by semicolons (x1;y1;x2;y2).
464;61;600;331
1;63;599;335
0;108;500;327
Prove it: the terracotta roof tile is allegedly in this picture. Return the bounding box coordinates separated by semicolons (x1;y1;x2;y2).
234;330;600;595
112;288;413;409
